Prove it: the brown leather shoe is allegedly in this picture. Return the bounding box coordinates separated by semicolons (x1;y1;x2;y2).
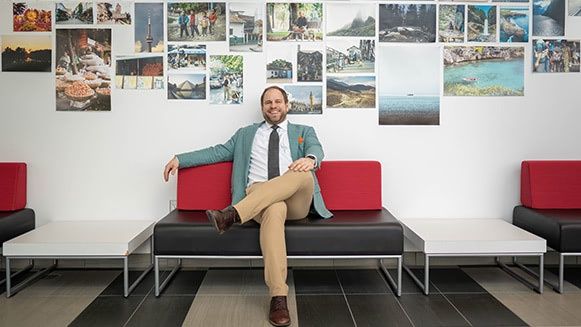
269;296;290;326
206;206;240;234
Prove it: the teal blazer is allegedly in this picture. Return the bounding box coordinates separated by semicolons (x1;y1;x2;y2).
176;122;333;219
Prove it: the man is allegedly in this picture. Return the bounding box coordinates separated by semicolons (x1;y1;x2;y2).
189;10;200;37
222;74;231;102
163;86;332;327
178;11;190;38
292;11;308;40
208;9;217;35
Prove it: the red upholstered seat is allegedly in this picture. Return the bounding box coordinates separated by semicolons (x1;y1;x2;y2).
521;160;581;209
176;161;382;211
0;163;27;211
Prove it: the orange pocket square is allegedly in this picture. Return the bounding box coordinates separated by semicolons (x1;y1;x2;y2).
298;136;304;145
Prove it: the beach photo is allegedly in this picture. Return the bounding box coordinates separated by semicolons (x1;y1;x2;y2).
55;29;112;111
1;35;51;72
533;39;580;73
168;44;206;72
115;55;163;90
209;55;243;104
96;2;132;25
55;2;93;25
439;5;465;43
326;3;375;37
229;3;263;52
266;3;323;41
297;44;323;82
443;46;524;96
134;2;164;53
379;4;437;43
378;46;439;126
168;74;206;100
266;45;294;84
570;0;581;15
13;2;52;32
467;5;497;42
500;7;529;43
283;85;323;115
533;0;565;36
326;39;375;74
167;2;226;42
326;76;375;109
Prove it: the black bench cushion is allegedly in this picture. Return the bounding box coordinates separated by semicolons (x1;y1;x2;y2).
155;208;403;256
0;208;35;245
513;205;581;252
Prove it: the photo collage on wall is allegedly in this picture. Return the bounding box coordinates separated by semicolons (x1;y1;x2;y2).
0;1;579;117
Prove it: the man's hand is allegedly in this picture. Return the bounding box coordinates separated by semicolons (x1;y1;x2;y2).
163;156;179;182
288;157;315;172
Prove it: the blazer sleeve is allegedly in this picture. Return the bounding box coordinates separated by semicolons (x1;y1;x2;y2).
176;129;240;168
303;126;324;163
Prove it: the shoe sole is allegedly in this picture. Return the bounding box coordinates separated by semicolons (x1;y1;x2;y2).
268;319;290;327
206;211;225;235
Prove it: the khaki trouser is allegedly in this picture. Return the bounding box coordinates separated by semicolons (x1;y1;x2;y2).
233;171;314;297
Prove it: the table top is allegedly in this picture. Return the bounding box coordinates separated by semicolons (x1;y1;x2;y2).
2;220;155;257
400;218;546;255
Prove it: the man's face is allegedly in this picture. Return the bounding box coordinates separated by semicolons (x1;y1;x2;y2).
261;89;289;125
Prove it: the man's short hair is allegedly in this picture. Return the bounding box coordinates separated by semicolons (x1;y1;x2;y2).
261;86;288;105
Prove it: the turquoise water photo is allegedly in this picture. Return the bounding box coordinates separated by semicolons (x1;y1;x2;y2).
444;58;524;96
379;96;439;125
500;7;529;42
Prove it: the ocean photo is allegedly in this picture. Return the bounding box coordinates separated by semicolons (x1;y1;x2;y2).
444;46;524;96
379;96;439;125
500;7;529;42
533;0;565;36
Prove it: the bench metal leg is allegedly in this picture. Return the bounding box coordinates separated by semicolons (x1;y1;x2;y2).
403;253;430;295
1;259;33;287
123;238;155;297
497;255;544;294
378;256;402;297
155;257;181;297
5;257;56;298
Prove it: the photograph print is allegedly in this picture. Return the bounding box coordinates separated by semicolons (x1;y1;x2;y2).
283;85;322;115
266;3;323;41
326;3;375;37
378;46;440;126
229;3;263;52
167;2;226;42
1;35;51;72
467;5;497;42
209;55;243;105
96;2;132;25
439;5;465;43
533;39;580;73
570;0;581;15
499;7;529;43
266;44;294;84
55;28;112;111
115;55;164;90
379;4;437;43
297;44;323;82
443;46;524;96
326;39;375;74
13;2;52;32
168;44;206;71
168;74;206;100
135;2;164;53
55;2;93;25
326;76;375;109
533;0;565;36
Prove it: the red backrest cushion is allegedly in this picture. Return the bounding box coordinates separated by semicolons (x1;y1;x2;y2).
177;162;232;210
177;161;382;211
0;163;27;211
316;161;382;210
521;161;581;209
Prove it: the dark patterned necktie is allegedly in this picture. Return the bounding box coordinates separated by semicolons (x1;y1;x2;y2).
268;125;280;180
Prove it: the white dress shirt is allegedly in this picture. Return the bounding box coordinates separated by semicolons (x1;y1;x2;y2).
248;120;293;186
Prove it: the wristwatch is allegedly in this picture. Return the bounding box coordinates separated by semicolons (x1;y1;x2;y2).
306;154;318;168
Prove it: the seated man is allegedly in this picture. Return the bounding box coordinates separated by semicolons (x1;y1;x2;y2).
164;86;332;327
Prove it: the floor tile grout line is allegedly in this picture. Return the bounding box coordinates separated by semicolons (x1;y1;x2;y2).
122;288;154;327
432;283;473;327
373;267;417;327
334;269;358;327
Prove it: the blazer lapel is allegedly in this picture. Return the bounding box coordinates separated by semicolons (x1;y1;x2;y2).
288;123;300;161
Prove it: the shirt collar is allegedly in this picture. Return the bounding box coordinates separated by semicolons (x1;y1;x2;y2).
264;119;289;131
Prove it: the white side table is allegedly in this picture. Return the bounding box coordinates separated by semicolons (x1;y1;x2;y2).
2;220;154;297
400;218;547;295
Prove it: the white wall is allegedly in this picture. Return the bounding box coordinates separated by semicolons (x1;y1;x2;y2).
1;1;580;226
